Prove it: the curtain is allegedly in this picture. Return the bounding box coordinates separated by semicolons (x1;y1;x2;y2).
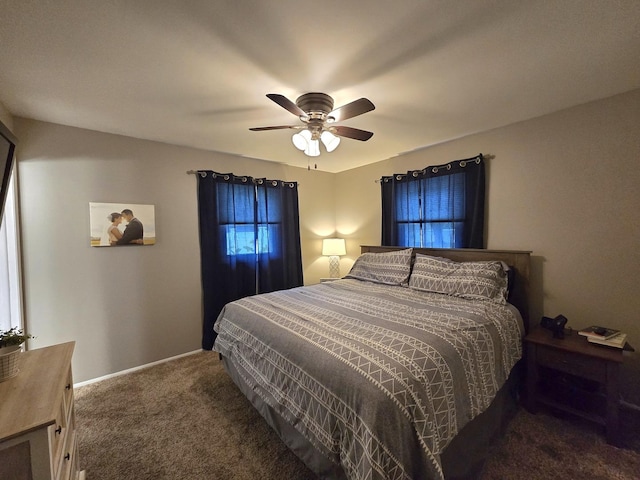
381;154;485;248
197;171;303;350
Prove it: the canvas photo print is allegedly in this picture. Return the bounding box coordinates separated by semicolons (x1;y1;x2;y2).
90;202;156;247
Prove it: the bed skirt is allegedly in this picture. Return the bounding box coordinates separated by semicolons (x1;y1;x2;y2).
221;355;522;480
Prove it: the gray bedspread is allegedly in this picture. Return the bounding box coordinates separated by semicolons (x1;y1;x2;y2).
214;278;524;480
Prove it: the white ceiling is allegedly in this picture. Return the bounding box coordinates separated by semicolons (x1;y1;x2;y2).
1;1;639;173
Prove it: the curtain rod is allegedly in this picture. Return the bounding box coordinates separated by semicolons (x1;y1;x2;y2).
374;153;485;183
186;170;299;186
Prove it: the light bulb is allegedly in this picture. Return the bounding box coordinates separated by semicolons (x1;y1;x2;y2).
292;129;312;151
305;139;320;157
292;133;306;151
321;131;341;152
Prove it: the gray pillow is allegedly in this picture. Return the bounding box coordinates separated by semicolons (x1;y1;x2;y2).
409;254;508;303
346;248;413;286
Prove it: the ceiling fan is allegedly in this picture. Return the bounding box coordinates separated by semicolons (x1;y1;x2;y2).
249;93;375;157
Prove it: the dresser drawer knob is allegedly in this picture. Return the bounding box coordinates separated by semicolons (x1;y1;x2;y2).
55;426;62;435
65;383;71;390
64;452;71;461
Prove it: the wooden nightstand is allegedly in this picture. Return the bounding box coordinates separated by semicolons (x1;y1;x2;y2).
524;325;623;446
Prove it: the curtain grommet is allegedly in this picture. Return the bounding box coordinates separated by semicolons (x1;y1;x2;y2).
432;167;438;174
460;161;466;167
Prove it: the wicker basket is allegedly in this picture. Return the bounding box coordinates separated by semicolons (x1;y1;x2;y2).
0;345;21;382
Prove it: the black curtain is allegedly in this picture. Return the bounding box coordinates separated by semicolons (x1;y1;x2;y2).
197;171;303;350
381;154;485;248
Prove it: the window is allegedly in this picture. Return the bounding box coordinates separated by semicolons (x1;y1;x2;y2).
196;171;303;350
0;169;23;332
393;173;466;248
225;224;273;255
381;155;485;249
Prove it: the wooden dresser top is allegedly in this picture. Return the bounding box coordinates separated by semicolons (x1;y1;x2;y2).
0;342;75;442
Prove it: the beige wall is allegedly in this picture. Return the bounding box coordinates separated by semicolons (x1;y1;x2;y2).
13;118;334;382
0;102;13;132
336;89;640;403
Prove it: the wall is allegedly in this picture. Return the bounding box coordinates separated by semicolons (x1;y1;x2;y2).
335;88;640;404
13;118;334;382
0;102;13;131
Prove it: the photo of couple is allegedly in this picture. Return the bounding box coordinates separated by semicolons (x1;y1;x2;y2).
89;202;156;247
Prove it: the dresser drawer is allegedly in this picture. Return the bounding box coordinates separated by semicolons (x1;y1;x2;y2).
55;415;77;480
62;367;74;419
48;401;68;472
537;345;606;381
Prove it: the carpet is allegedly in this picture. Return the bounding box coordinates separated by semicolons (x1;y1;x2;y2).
75;351;640;479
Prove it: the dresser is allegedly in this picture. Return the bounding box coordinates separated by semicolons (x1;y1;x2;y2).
0;342;86;480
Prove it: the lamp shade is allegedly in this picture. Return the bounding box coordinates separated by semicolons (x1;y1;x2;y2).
322;238;346;256
321;131;341;152
292;129;311;151
305;138;320;157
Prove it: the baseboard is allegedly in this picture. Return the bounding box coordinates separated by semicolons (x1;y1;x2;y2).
74;349;203;388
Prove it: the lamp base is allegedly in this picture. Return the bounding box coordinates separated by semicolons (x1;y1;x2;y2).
328;255;341;278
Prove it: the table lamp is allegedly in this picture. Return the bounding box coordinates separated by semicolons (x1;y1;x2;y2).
322;238;346;278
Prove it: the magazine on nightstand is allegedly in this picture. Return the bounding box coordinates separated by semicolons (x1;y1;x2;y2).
587;332;627;349
578;325;621;340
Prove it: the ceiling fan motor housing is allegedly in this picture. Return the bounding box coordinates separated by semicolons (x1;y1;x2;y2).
296;93;334;117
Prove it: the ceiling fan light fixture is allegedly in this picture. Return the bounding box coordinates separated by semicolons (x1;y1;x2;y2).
321;130;340;152
305;138;320;157
254;92;375;159
292;130;310;151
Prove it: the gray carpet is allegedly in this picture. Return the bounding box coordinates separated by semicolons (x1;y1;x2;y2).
75;351;640;479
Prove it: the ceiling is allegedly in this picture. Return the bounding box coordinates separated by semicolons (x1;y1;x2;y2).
1;1;639;173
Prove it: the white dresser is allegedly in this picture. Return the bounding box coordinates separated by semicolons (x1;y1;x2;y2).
0;342;86;480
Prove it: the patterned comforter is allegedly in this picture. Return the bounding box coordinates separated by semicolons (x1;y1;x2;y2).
214;278;524;480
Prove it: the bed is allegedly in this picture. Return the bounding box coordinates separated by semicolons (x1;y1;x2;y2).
213;246;531;480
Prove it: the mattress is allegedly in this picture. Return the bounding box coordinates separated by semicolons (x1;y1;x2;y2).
214;278;524;480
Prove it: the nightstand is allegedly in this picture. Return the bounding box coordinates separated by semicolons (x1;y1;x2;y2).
524;325;623;446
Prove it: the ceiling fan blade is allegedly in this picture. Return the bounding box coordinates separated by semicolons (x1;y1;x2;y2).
332;125;374;141
266;94;307;118
328;98;375;122
249;125;300;131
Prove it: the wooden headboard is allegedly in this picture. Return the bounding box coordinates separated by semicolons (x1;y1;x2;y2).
360;246;532;332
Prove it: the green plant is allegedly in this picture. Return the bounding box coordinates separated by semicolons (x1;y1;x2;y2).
0;327;34;348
